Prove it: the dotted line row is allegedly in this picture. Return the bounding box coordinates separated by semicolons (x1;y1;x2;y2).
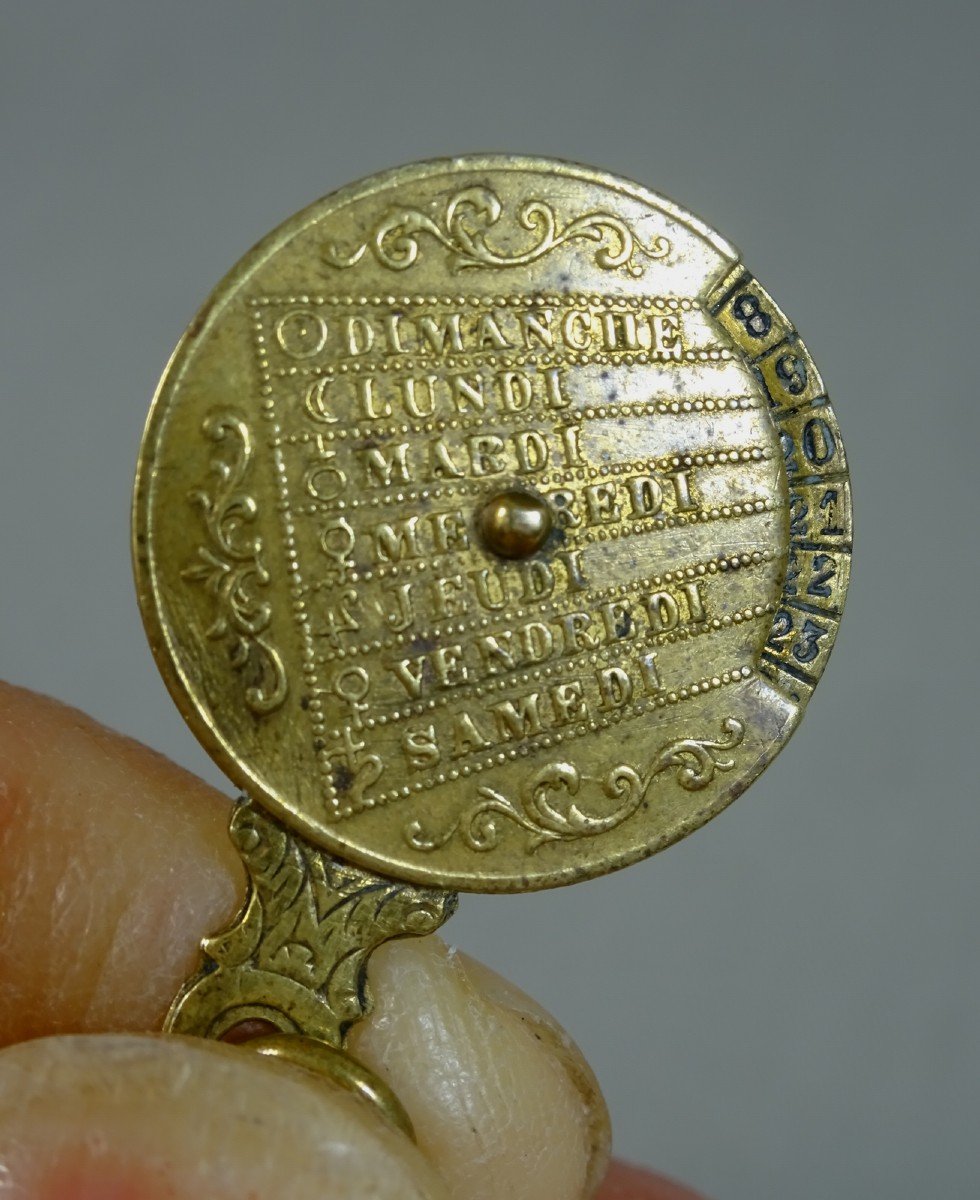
591;547;776;603
310;604;771;736
284;405;577;440
271;427;344;801
301;495;777;585
274;439;305;606
317;495;771;585
577;396;760;419
292;478;483;515
310;551;776;662
288;492;777;595
285;446;770;516
324;664;756;817
275;392;760;445
576;496;776;549
248;293;702;312
269;345;731;380
277;440;352;811
253;310;275;418
648;396;759;415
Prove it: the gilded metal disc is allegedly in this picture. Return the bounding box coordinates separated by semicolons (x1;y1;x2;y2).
133;155;851;893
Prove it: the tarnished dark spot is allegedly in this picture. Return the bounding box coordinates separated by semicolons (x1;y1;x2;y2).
333;762;354;794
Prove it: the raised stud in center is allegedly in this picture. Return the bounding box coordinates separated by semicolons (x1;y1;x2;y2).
477;489;553;559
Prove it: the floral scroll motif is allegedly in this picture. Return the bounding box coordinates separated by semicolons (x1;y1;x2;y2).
405;717;745;854
324;186;670;277
182;411;287;715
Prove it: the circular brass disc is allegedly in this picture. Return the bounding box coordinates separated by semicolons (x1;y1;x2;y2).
134;156;851;892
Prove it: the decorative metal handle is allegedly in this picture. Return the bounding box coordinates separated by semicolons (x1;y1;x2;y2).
166;798;457;1047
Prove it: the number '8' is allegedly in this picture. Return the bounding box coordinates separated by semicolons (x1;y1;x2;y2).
731;293;772;339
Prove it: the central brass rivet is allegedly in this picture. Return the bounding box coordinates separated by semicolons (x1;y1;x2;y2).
477;489;553;559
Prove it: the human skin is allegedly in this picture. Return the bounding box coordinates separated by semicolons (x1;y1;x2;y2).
0;681;706;1200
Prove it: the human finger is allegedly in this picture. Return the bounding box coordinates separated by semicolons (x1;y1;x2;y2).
597;1159;710;1199
0;681;609;1200
0;680;244;1042
0;1033;448;1199
351;937;609;1199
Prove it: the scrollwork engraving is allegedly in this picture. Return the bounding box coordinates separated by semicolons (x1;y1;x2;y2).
324;186;670;277
182;411;287;714
166;801;458;1044
405;718;745;853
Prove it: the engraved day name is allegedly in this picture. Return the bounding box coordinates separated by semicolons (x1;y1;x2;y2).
190;287;785;820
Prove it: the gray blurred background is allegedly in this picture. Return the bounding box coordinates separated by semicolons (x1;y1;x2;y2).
1;3;976;1196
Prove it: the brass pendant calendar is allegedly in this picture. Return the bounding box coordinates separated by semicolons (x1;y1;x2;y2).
133;156;851;1095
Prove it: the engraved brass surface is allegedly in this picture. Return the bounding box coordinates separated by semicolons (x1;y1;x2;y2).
165;799;456;1044
134;156;851;892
